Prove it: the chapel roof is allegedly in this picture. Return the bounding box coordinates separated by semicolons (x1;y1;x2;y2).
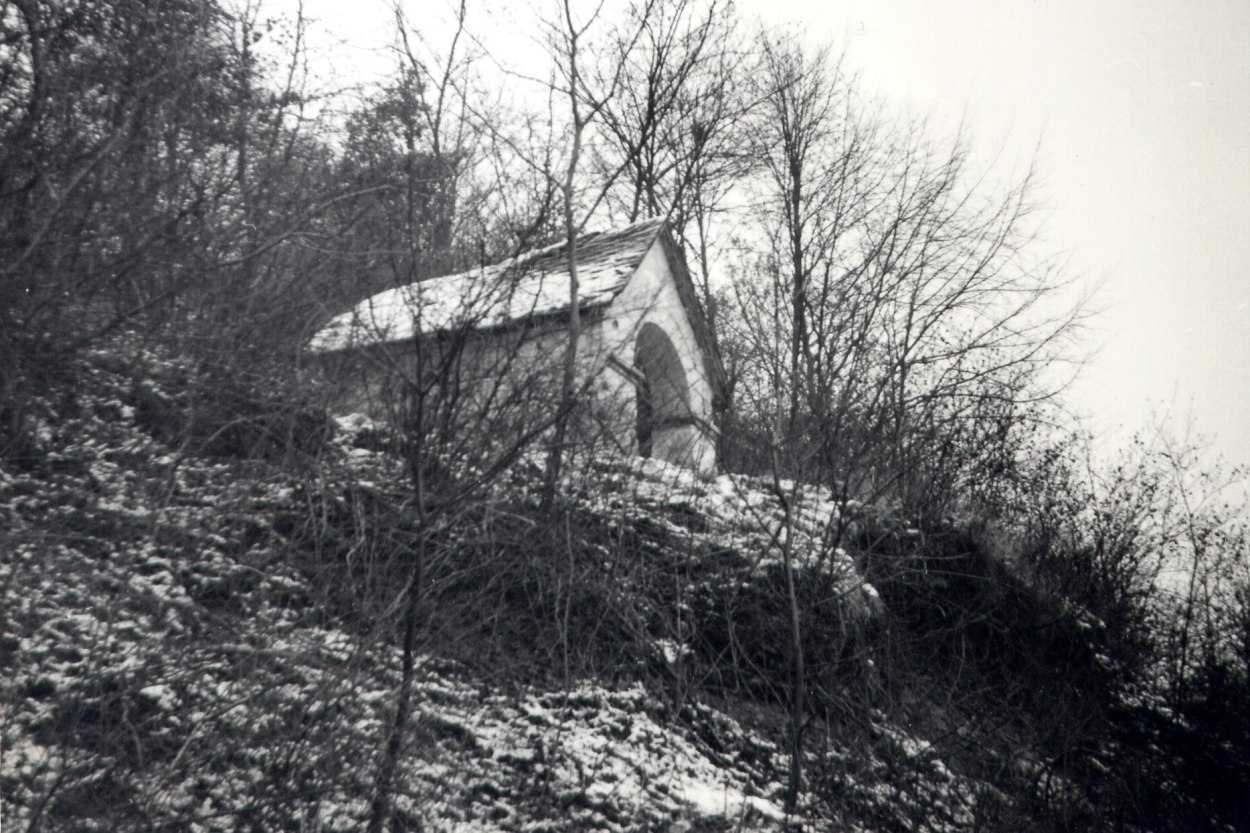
309;218;666;353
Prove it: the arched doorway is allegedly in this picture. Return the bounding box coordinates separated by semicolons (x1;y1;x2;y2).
634;322;694;462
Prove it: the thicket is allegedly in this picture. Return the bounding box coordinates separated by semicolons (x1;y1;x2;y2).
2;0;1248;830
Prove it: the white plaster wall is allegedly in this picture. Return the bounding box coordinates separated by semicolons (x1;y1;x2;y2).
586;241;717;475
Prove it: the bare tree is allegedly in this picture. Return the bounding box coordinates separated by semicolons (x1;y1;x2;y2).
712;30;1089;805
727;32;1084;518
525;0;654;493
590;0;757;370
594;0;731;223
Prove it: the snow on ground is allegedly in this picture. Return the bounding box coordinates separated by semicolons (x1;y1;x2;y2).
569;455;881;619
405;678;793;831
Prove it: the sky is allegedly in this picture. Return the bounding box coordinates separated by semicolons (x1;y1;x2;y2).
285;0;1250;469
755;0;1250;470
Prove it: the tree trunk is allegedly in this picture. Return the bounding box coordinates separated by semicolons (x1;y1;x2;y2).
544;88;585;500
366;555;423;833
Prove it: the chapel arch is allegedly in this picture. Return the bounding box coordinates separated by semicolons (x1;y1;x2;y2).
634;321;695;464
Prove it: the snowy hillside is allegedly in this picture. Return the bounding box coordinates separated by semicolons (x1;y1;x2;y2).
0;343;1180;832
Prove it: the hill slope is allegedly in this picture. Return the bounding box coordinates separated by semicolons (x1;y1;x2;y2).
0;343;1147;831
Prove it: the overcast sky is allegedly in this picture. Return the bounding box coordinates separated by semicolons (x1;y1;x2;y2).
766;0;1250;469
289;0;1250;468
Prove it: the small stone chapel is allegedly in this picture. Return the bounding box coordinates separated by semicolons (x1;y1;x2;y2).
309;219;724;476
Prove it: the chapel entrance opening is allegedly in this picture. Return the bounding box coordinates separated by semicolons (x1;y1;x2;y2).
634;322;694;464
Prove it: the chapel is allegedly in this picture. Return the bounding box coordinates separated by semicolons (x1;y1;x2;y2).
310;219;724;475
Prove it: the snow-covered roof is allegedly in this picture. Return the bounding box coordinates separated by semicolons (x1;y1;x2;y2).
310;218;666;353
